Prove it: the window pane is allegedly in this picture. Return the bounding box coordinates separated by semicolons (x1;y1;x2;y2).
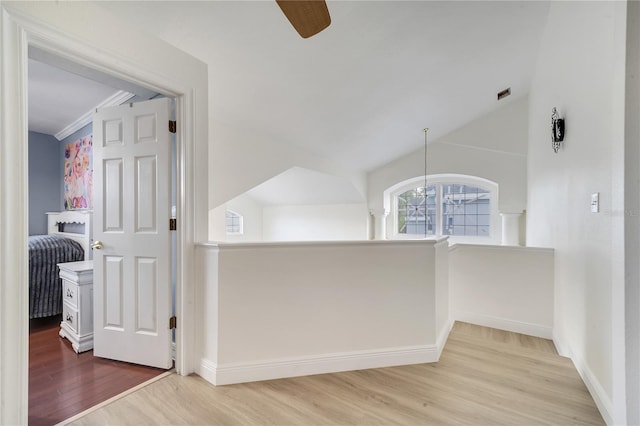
396;180;492;239
477;199;490;214
225;210;242;234
464;215;477;226
441;183;491;237
464;226;478;236
478;226;490;236
397;185;436;235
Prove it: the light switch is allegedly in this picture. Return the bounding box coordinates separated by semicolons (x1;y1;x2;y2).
591;193;599;213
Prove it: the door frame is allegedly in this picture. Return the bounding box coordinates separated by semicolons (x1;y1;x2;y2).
1;4;208;423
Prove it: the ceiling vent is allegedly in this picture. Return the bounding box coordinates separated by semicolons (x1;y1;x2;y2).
497;87;511;101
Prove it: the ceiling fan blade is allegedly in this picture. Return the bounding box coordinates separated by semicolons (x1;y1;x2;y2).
276;0;331;39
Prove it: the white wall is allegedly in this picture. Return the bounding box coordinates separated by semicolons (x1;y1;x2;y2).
211;198;368;242
450;244;554;338
434;239;450;348
263;204;368;241
368;96;528;217
526;2;627;423
625;2;640;424
209;193;264;242
196;239;450;385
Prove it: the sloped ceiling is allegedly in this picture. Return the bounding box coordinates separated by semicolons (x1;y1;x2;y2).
99;1;550;173
246;167;365;206
27;0;550;207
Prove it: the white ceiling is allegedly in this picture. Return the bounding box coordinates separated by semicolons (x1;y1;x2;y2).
28;1;550;205
28;47;159;140
28;59;127;139
99;0;550;173
246;167;365;205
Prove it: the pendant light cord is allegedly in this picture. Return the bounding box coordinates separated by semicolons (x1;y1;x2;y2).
423;128;429;239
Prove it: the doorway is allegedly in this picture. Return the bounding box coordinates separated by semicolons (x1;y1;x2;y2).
1;3;208;423
27;54;177;424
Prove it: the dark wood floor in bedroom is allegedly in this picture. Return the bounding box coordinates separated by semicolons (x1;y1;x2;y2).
29;315;167;426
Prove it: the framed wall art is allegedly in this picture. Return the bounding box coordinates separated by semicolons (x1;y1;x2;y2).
64;134;93;210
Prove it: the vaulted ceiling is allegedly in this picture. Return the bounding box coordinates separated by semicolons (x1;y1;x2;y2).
30;1;550;175
98;1;549;173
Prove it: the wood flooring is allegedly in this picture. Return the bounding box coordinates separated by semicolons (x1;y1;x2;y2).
29;315;167;426
64;322;605;425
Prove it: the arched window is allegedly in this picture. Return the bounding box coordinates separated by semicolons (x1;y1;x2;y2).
385;174;499;242
225;210;243;235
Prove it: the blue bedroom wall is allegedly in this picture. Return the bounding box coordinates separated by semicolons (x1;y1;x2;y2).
28;131;62;235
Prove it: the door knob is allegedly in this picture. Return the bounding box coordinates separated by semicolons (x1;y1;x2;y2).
91;240;104;250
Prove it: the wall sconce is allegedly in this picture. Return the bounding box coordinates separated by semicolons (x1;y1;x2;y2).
551;107;565;153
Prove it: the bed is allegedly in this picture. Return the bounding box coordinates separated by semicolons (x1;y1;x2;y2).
29;211;92;319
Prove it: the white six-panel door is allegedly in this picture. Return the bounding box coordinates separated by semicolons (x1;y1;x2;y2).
92;98;172;369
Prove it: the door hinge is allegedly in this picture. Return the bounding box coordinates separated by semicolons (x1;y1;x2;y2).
169;120;177;134
170;218;177;231
169;316;177;330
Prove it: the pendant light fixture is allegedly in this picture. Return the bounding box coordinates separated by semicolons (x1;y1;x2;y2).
423;128;429;238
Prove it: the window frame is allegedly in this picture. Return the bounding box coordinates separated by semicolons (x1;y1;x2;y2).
225;209;244;236
384;174;500;243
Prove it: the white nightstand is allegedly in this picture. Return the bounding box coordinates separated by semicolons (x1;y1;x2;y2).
58;260;94;353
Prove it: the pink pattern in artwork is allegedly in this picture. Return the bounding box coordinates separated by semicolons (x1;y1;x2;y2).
64;134;93;210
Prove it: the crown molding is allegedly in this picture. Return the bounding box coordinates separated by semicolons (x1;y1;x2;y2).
54;90;134;141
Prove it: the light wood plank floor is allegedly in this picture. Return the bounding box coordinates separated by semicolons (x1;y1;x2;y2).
64;322;604;425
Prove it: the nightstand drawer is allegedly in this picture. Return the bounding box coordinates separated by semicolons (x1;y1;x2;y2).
62;303;78;334
62;280;78;309
58;260;93;353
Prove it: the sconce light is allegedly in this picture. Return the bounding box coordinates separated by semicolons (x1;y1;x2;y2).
551;107;565;153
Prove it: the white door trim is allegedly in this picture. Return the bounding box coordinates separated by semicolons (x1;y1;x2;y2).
1;4;208;423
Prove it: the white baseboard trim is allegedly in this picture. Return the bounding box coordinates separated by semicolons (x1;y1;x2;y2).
551;328;569;358
199;344;441;386
453;311;553;339
553;331;614;425
198;358;219;385
436;319;454;359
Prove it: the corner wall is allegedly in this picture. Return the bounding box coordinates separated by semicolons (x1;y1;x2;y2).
526;2;627;423
28;132;61;235
262;203;368;241
449;244;554;338
196;239;450;385
625;1;640;423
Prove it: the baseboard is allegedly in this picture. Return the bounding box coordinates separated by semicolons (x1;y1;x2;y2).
199;344;440;386
436;319;454;358
453;311;553;339
198;358;219;385
551;328;569;357
553;330;614;425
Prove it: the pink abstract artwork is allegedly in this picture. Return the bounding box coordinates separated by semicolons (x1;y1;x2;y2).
64;134;93;210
